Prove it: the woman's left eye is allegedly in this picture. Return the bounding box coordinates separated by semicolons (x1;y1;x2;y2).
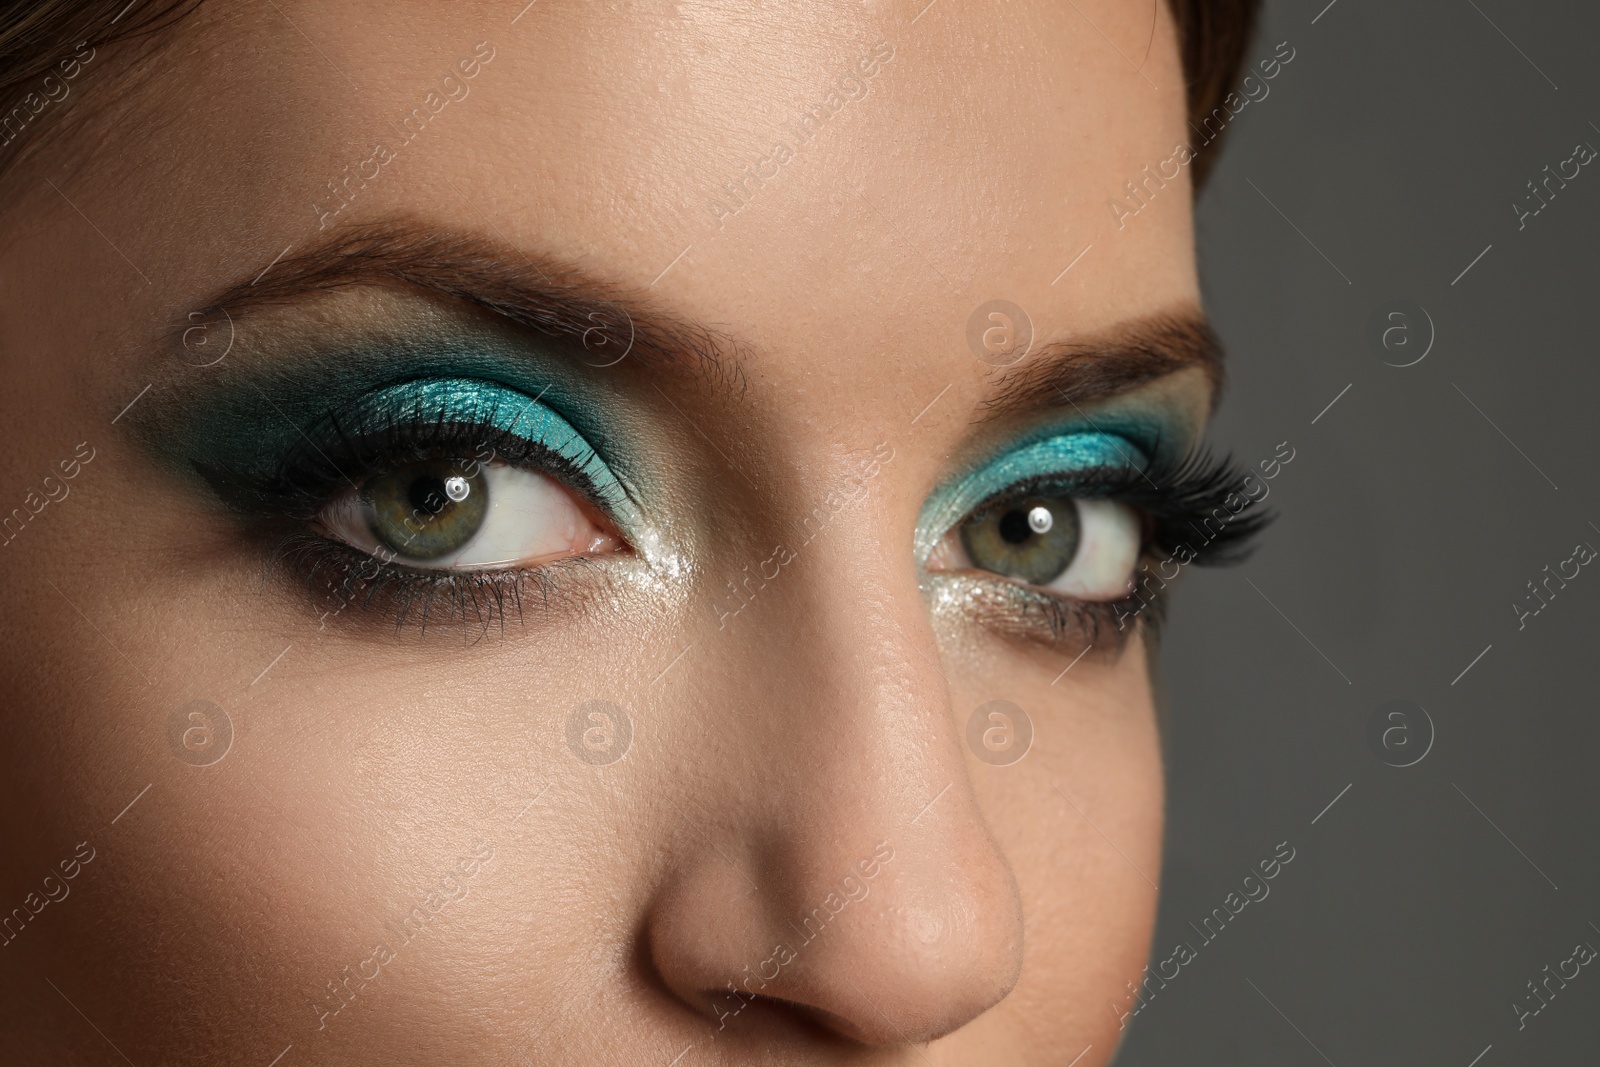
317;457;623;570
930;494;1142;600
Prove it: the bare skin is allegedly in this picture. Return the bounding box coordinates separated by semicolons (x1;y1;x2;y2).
0;0;1208;1062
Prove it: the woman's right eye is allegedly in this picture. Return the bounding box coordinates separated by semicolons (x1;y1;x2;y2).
317;457;624;571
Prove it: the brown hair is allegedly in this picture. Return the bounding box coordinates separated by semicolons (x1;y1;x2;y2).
1170;0;1263;184
0;0;1260;184
0;0;198;179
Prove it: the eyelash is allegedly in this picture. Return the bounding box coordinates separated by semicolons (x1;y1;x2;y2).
269;530;590;638
943;449;1272;653
221;393;1269;644
204;392;616;522
207;396;621;638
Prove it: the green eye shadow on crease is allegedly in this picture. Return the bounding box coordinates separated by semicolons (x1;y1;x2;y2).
916;431;1150;563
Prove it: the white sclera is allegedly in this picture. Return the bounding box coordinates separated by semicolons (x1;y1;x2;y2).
1042;498;1142;600
321;463;601;570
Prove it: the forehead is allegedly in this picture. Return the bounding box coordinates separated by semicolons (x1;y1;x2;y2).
33;0;1200;413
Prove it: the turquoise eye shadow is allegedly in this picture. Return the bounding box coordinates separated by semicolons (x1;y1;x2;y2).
141;329;652;533
340;378;631;515
916;432;1148;562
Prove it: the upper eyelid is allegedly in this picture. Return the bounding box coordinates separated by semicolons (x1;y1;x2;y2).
916;431;1148;562
191;377;637;531
967;464;1146;505
142;323;637;460
311;377;634;509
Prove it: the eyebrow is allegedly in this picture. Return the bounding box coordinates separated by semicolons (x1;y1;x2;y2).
983;313;1225;422
194;220;1219;417
194;219;749;393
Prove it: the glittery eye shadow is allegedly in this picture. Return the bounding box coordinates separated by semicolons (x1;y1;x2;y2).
328;378;631;515
138;331;651;533
917;431;1150;562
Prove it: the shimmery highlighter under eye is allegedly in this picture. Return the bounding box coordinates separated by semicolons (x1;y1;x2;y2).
915;432;1149;562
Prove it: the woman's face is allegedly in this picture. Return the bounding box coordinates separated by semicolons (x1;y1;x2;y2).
0;0;1212;1061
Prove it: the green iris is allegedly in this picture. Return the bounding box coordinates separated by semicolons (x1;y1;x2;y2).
960;496;1080;585
362;459;488;560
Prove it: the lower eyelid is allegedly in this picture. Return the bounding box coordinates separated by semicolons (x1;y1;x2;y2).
269;530;609;636
924;570;1145;656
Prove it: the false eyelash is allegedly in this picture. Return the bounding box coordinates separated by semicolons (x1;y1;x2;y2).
971;447;1273;568
1123;447;1275;565
193;390;615;523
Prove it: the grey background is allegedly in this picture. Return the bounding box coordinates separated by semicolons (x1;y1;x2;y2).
1121;0;1600;1064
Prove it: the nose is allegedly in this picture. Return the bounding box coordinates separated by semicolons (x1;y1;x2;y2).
644;531;1025;1046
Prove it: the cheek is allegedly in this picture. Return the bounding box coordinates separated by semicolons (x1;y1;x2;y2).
960;634;1164;1056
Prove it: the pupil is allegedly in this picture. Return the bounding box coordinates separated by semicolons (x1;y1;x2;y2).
362;460;489;561
410;476;451;516
998;509;1033;544
959;494;1082;587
